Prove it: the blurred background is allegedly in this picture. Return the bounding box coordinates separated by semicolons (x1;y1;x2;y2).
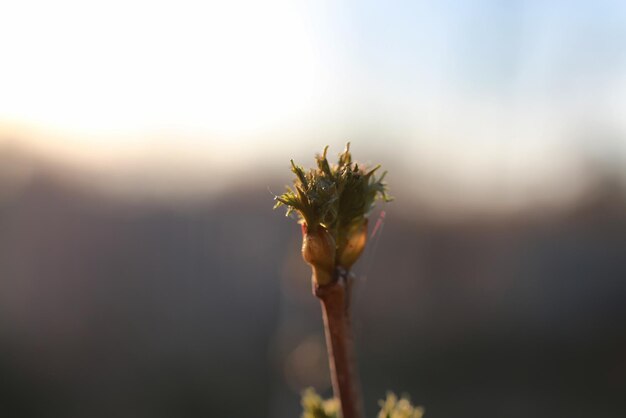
1;1;626;417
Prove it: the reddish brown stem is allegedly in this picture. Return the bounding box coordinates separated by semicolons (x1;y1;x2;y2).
315;277;362;418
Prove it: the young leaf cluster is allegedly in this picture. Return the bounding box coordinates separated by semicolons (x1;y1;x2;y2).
274;143;392;239
377;393;424;418
301;388;340;418
300;389;423;418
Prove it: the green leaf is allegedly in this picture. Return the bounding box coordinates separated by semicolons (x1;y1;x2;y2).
274;144;391;267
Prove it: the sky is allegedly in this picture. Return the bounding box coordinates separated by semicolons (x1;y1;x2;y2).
1;0;625;207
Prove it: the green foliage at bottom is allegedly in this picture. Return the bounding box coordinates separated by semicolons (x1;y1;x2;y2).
300;389;424;418
301;388;340;418
377;392;424;418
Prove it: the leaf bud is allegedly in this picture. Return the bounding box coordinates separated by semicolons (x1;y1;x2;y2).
301;224;336;286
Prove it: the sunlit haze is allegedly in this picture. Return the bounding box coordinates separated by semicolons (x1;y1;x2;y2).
1;0;626;209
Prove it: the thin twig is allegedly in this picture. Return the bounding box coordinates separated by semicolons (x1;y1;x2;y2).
315;273;363;418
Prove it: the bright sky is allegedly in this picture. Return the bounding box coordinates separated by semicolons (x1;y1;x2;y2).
1;0;626;206
0;1;329;155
